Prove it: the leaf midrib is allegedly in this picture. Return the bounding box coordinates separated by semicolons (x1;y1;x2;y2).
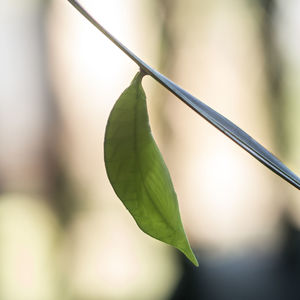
132;79;178;233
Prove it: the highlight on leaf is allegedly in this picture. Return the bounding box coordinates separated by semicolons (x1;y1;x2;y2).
104;71;198;266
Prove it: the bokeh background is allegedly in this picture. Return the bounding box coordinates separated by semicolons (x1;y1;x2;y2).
0;0;300;299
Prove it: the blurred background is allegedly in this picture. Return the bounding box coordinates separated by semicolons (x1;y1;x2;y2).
0;0;299;299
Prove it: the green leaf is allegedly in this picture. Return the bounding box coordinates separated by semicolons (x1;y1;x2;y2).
104;71;198;266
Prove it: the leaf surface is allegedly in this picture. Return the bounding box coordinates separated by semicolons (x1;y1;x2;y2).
104;72;198;266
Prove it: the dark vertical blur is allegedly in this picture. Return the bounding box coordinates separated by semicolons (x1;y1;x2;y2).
259;0;286;155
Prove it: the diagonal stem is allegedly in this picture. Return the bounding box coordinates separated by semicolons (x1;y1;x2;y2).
67;0;300;190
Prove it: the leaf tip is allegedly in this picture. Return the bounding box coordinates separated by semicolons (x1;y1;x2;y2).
183;246;199;267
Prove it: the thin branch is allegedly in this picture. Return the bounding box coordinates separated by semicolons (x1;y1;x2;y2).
67;0;300;190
